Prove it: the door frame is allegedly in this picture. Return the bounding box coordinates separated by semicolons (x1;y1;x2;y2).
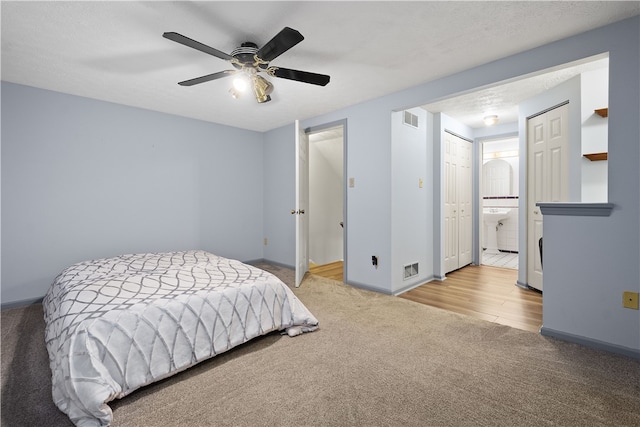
299;119;348;284
294;120;309;287
477;133;520;268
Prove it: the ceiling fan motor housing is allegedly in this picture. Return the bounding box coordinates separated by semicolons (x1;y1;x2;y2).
231;42;260;68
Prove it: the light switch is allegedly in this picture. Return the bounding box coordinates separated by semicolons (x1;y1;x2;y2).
419;178;424;188
349;177;355;188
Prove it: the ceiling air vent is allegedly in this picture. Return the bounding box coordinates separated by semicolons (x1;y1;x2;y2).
403;111;419;128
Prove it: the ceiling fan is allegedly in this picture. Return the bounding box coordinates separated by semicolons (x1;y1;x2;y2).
163;27;330;103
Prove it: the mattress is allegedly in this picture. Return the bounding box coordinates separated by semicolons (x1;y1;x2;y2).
43;250;318;426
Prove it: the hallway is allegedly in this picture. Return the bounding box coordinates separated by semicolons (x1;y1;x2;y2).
401;265;541;332
309;262;542;333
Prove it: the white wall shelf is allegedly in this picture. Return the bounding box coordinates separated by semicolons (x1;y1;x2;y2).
594;108;608;117
583;152;608;161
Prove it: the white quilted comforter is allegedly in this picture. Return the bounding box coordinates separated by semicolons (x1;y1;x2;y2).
43;250;318;426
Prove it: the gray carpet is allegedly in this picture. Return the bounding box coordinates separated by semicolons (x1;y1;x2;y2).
2;263;640;426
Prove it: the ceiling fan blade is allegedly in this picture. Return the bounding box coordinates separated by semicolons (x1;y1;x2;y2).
256;27;304;62
163;32;233;61
178;70;236;86
268;67;330;86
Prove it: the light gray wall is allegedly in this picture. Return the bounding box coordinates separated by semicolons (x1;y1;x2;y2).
1;82;264;305
301;98;394;294
541;19;639;352
391;108;431;294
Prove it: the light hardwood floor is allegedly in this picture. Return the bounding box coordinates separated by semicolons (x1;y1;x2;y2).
309;260;344;282
400;265;542;333
309;261;542;333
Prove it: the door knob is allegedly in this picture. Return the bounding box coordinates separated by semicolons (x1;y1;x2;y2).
299;209;305;214
291;209;296;215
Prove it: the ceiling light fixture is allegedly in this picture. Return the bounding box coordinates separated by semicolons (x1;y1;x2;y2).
252;75;274;103
229;87;242;99
232;76;248;92
483;115;499;126
229;71;251;100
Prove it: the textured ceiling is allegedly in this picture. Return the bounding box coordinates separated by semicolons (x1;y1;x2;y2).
422;55;609;128
2;1;639;132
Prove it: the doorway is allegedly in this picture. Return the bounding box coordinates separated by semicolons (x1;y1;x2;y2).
306;123;346;282
480;136;519;270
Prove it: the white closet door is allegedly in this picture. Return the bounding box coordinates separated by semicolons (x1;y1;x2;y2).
444;133;459;273
527;104;569;291
458;139;473;267
444;132;472;274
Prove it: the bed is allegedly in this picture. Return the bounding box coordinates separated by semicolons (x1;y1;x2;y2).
43;250;318;426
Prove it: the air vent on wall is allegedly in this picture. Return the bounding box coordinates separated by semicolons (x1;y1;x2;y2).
403;111;419;128
403;262;419;280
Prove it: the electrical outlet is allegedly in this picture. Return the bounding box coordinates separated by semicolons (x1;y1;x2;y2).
623;291;639;310
371;255;378;268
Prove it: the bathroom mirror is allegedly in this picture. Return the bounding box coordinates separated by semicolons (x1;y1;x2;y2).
483;159;513;197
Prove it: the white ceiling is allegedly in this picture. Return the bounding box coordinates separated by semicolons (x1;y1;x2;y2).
422;55;609;128
2;1;639;132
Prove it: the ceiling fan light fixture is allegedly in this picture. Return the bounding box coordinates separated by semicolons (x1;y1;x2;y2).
252;75;274;103
483;115;499;126
232;76;249;92
229;87;242;99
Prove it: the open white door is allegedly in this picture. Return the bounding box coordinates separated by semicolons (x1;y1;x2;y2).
526;103;569;291
294;120;309;287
